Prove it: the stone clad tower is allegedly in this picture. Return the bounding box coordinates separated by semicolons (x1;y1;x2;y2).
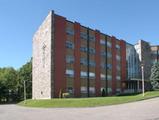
32;11;54;99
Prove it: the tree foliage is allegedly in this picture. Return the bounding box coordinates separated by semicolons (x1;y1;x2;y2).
17;59;32;100
150;62;159;89
0;59;32;103
0;67;18;102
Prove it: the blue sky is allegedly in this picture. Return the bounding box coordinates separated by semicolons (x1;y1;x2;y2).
0;0;159;69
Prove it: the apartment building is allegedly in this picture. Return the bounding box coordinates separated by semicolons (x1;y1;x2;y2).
32;11;156;99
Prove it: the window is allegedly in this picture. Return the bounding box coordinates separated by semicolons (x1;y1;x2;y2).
89;72;95;79
81;86;87;93
80;71;87;78
100;74;106;80
117;65;120;70
107;75;112;80
100;39;106;45
67;87;73;93
107;41;112;47
116;76;121;80
107;64;112;69
116;55;121;61
66;69;74;77
80;32;87;40
66;41;74;49
101;50;106;56
80;46;95;54
107;87;112;93
89;87;95;94
80;58;87;65
66;55;74;64
80;46;87;52
116;88;121;93
89;35;95;41
89;60;96;67
116;44;120;49
101;63;107;69
66;27;74;35
107;52;112;58
89;47;96;54
152;51;157;55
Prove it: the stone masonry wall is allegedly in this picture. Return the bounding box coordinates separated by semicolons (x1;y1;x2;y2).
32;11;54;99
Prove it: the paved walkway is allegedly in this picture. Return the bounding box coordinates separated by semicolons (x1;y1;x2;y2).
0;97;159;120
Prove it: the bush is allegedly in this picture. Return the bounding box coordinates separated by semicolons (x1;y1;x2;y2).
151;80;159;90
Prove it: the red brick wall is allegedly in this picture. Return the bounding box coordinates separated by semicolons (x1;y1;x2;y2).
54;15;66;97
111;36;116;94
74;22;81;97
95;30;101;96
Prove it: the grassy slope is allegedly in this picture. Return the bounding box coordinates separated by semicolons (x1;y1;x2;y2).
19;91;159;108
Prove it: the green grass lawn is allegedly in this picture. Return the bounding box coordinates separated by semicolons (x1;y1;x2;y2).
18;90;159;108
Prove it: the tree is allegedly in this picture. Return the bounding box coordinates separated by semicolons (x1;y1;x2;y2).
150;62;159;89
0;67;18;102
17;59;32;100
102;89;106;97
0;59;32;103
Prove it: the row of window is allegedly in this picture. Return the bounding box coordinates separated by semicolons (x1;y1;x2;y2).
66;40;120;53
66;28;120;49
66;55;113;69
66;87;120;94
80;58;96;67
80;71;95;78
80;46;113;57
66;69;96;78
101;51;112;57
80;46;96;54
66;26;121;49
66;69;121;80
100;74;112;80
81;86;95;94
80;32;95;41
101;63;112;69
66;69;96;79
100;74;120;80
80;87;114;94
66;55;121;71
100;39;112;48
66;53;113;63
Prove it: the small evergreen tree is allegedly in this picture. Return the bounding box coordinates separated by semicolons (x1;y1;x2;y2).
150;62;159;89
102;89;106;97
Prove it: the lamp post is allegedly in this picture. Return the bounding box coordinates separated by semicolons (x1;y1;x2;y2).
23;73;32;104
141;64;145;97
24;80;26;104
